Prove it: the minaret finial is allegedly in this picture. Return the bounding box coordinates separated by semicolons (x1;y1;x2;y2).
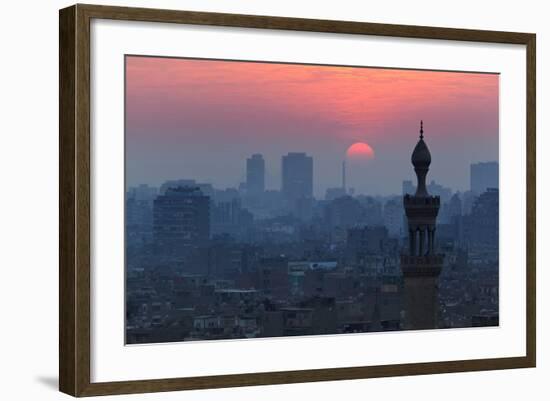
420;120;424;139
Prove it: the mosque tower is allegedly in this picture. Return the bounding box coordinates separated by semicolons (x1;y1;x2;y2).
401;121;445;330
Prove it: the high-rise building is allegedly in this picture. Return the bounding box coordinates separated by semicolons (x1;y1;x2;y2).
246;154;265;195
401;121;444;330
153;186;210;251
470;161;498;194
282;152;313;202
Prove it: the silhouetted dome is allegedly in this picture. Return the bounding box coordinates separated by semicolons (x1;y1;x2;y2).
411;120;431;168
411;138;431;168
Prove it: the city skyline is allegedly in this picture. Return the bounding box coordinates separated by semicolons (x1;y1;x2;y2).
125;127;499;343
125;56;499;344
127;154;498;200
125;56;499;196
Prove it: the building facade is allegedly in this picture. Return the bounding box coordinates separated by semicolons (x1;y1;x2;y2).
281;152;313;202
246;154;265;195
153;186;210;252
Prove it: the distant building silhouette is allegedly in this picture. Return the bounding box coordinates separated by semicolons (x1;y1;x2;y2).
447;192;463;219
325;187;346;201
160;179;214;198
282;152;313;220
402;180;415;196
427;180;453;203
402;179;452;203
401;121;444;330
246;154;265;195
324;196;363;229
126;185;156;246
153;186;210;252
461;190;477;215
440;192;462;224
126;197;153;247
127;184;158;202
464;188;499;251
357;196;384;226
470;161;498;195
211;197;253;241
282;152;313;202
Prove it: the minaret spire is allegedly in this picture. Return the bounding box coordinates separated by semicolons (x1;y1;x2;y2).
411;120;431;197
401;121;444;330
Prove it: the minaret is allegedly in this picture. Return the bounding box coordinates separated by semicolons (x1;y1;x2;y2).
401;121;444;330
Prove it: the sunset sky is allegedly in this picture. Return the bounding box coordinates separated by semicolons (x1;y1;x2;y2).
125;56;499;196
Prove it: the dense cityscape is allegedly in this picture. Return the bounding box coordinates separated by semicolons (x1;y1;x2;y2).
125;130;499;344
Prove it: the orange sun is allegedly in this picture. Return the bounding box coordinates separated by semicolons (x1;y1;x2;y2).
346;142;375;160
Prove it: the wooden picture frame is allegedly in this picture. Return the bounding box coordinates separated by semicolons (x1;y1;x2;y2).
59;3;536;397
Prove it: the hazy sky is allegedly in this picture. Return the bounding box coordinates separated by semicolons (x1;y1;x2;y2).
125;56;499;197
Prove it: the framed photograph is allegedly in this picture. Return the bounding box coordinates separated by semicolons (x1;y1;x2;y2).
59;4;536;397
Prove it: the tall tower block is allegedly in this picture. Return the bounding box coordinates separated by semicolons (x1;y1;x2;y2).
401;121;444;330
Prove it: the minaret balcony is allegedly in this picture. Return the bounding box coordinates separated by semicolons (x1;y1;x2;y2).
403;194;440;206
